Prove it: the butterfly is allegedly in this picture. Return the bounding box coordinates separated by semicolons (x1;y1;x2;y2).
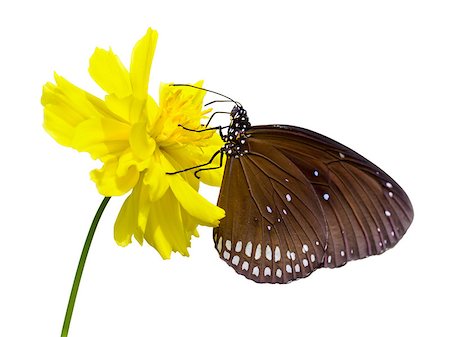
170;85;414;284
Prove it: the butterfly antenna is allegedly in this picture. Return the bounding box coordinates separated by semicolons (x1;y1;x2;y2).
205;99;235;107
171;84;242;108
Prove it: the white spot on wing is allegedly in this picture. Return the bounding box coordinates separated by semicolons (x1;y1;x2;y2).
323;193;330;201
264;267;271;276
286;194;292;202
311;254;315;262
276;269;282;278
328;255;332;264
386;182;393;188
255;244;261;260
274;246;281;262
266;206;273;213
245;242;252;257
302;259;308;267
314;170;319;176
266;245;272;261
282;209;288;215
217;237;223;252
223;251;230;260
294;264;300;272
389;191;394;198
286;265;292;273
242;261;249;271
235;241;242;252
385;210;391;217
252;266;259;277
225;240;231;251
302;244;309;253
232;256;240;265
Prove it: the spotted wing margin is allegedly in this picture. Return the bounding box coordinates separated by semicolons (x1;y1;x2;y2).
248;125;414;269
214;142;328;284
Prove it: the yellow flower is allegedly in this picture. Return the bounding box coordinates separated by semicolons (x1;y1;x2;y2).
41;28;225;258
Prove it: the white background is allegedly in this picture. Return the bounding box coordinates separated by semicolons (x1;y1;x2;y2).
1;1;449;336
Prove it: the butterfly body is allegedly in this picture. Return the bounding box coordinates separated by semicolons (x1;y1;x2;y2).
213;111;414;284
221;105;251;158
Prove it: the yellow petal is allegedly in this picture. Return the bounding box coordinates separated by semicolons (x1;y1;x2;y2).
136;182;151;237
133;177;151;243
114;191;137;246
89;47;132;98
130;28;158;100
114;175;150;246
145;95;160;128
160;148;200;193
43;102;76;147
52;73;105;119
104;94;132;122
84;91;115;120
91;159;139;196
167;172;225;227
129;122;156;160
42;74;112;147
159;80;207;122
144;189;190;258
180;210;203;241
170;179;225;227
72;117;130;159
116;149;138;177
143;157;169;202
41;82;81;127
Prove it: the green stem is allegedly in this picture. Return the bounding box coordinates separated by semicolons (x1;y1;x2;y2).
61;196;111;337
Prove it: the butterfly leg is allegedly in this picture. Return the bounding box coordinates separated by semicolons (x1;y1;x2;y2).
178;124;228;138
166;149;223;176
204;111;231;127
194;151;225;179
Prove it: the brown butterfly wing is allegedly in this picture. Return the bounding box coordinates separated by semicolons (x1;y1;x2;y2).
214;137;329;283
249;125;413;268
213;125;413;283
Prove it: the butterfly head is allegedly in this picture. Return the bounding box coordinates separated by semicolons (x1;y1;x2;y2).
229;104;250;128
